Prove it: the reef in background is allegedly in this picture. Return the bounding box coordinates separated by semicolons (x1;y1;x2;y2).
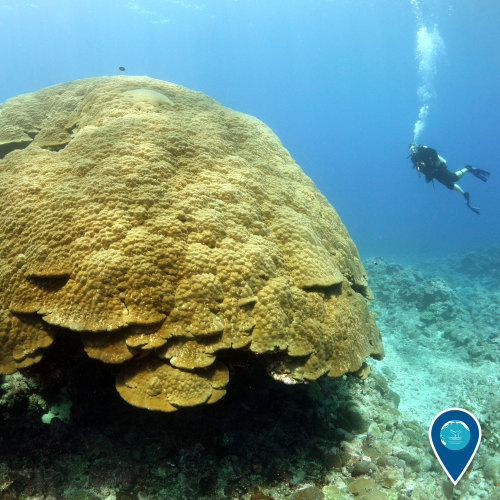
365;248;499;425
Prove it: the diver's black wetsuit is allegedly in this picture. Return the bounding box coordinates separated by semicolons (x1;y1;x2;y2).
410;145;458;189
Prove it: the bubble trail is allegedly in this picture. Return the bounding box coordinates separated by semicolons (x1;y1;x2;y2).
411;0;445;143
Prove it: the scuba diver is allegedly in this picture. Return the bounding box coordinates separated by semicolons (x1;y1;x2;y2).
409;143;490;215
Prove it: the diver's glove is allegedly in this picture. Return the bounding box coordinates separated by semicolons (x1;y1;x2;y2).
466;165;490;182
464;192;480;215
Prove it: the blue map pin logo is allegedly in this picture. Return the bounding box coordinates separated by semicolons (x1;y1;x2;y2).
429;408;481;485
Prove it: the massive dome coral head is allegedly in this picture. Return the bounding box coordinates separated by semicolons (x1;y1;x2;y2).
0;76;383;412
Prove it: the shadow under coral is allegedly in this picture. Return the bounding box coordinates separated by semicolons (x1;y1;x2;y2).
0;332;356;499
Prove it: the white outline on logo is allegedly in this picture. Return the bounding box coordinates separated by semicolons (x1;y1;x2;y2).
429;408;481;485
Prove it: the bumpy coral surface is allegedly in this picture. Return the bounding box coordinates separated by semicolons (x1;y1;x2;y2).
0;76;383;411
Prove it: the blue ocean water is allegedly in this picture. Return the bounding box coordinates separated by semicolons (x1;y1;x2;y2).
1;0;499;260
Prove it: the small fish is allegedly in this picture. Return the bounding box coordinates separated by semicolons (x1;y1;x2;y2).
118;66;126;72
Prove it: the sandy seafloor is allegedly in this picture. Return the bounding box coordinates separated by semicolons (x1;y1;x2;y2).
366;249;500;428
0;247;499;500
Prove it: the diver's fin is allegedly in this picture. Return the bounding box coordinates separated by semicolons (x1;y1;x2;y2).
467;204;480;215
464;192;480;214
474;169;490;182
466;165;490;182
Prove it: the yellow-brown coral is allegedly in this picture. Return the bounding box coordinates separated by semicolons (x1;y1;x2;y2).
0;76;383;411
